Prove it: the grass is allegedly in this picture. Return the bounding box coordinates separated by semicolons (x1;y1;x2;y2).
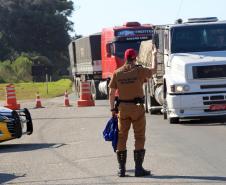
0;79;73;100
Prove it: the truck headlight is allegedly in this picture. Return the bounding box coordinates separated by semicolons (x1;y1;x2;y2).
170;84;190;93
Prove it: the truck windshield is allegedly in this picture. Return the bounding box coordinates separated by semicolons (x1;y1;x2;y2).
114;41;141;58
171;24;226;53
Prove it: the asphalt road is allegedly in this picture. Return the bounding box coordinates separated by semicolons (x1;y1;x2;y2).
1;95;226;185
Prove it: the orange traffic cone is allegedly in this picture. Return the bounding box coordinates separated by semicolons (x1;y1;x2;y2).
64;90;70;107
77;81;95;107
4;84;20;110
35;92;44;108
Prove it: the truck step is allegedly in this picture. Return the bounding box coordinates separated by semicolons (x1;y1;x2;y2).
149;106;162;114
149;106;162;110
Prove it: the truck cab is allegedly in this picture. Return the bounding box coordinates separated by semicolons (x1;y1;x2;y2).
99;22;153;98
151;17;226;123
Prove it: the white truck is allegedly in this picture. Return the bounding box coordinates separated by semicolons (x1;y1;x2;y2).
142;17;226;123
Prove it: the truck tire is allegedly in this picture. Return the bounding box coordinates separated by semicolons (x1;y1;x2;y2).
94;80;107;100
149;96;160;114
169;117;180;124
149;78;161;114
144;81;159;114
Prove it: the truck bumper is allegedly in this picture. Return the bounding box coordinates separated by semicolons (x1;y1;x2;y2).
167;93;226;119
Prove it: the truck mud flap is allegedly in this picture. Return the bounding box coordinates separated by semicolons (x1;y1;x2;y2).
23;108;33;135
12;110;22;138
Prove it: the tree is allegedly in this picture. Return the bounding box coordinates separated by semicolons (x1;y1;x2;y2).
0;0;74;75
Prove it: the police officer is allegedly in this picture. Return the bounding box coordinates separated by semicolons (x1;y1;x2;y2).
109;48;157;177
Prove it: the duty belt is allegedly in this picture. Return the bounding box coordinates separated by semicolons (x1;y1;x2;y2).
118;97;145;105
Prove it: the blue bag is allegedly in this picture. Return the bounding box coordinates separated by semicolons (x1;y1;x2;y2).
103;116;118;152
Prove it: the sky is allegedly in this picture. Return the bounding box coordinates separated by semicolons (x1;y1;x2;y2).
70;0;226;36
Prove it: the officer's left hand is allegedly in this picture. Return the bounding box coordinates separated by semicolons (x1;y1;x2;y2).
111;109;117;117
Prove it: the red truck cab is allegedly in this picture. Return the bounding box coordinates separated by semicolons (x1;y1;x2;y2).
101;22;153;79
68;22;153;100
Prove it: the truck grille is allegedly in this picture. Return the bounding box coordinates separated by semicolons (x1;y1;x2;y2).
193;65;226;79
200;84;226;89
203;95;225;104
203;100;226;105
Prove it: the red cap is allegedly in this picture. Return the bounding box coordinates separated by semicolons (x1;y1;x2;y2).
124;48;137;61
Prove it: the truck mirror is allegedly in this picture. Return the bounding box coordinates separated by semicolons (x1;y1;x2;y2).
106;43;112;57
153;33;159;49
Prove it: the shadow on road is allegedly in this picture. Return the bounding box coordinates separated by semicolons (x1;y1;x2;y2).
32;116;108;120
0;173;25;184
180;117;226;126
1;174;225;184
0;143;65;153
150;174;226;181
126;170;226;182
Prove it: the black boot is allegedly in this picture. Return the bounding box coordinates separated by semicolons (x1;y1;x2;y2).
117;150;127;177
134;149;150;177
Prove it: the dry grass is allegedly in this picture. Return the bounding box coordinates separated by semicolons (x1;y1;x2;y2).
0;79;72;100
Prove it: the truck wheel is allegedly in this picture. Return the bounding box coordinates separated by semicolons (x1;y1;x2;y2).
145;81;158;114
149;96;160;114
169;117;179;124
149;78;161;114
94;80;107;100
